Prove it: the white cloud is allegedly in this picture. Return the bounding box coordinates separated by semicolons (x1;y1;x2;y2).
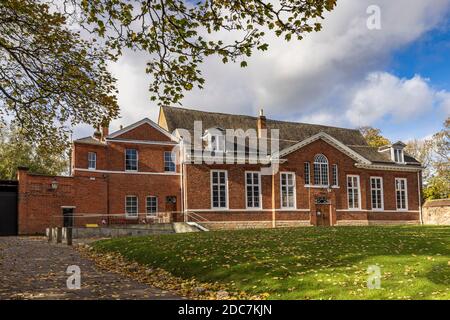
107;51;160;132
73;0;450;139
181;0;450;121
346;73;436;126
436;91;450;116
299;110;345;127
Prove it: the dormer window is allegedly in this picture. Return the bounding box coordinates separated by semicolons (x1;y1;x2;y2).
204;128;225;152
210;134;225;152
380;141;406;164
389;141;406;163
393;148;404;163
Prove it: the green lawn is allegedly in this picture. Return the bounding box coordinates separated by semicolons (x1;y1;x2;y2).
93;226;450;299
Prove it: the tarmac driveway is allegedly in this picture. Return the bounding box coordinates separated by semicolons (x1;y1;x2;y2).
0;236;180;300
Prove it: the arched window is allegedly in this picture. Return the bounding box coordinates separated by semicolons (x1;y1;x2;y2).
314;154;329;186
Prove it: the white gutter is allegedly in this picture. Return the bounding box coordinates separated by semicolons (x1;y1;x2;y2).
355;163;423;172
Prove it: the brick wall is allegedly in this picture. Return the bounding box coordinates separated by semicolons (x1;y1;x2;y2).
184;139;421;226
18;122;422;234
17;169;76;234
114;123;171;141
73;143;107;170
18;123;182;234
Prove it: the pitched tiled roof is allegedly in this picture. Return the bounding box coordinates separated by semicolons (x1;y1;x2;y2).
348;146;392;163
73;136;106;146
161;106;421;166
162;106;367;147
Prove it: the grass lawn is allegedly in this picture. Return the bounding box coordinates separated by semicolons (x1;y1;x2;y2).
93;226;450;300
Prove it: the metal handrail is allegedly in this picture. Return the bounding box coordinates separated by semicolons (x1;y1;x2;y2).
186;211;209;222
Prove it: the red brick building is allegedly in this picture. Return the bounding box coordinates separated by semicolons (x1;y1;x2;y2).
17;106;424;234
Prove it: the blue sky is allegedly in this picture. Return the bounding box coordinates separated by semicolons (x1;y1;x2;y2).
75;0;450;143
390;20;450;90
380;18;450;140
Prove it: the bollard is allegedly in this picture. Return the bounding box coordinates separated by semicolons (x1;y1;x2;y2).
62;227;67;241
55;227;62;244
66;228;73;246
46;228;52;242
51;227;57;243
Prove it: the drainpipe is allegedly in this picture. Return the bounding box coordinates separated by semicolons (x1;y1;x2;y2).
179;143;185;222
106;142;111;226
417;170;423;225
271;173;276;228
180;139;188;223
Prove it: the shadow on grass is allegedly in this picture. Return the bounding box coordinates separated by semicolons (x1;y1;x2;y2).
426;262;450;285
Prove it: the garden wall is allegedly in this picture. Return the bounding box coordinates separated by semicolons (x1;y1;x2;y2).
422;199;450;225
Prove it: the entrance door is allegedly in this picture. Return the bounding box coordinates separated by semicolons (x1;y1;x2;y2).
165;196;177;221
315;204;331;226
62;208;74;228
165;196;176;212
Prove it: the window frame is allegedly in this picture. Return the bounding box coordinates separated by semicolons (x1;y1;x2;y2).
332;164;339;187
164;151;176;172
395;178;408;211
245;171;262;210
392;148;405;163
146;196;158;216
313;154;329;186
347;175;361;210
125;148;138;171
210;170;228;209
204;128;226;153
370;176;384;211
304;162;311;185
125;195;138;218
88;152;97;170
280;172;296;209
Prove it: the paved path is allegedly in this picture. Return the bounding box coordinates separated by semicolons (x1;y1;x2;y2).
0;237;180;300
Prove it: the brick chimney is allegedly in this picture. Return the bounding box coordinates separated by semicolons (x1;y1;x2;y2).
257;108;266;138
100;118;110;141
101;125;109;141
93;126;102;140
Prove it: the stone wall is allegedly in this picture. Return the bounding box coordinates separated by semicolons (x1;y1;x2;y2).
422;199;450;225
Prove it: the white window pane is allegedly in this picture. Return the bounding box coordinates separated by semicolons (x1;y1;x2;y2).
281;173;295;208
212;171;227;208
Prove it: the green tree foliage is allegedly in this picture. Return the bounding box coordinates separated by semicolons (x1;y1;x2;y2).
64;0;337;105
359;126;391;148
423;175;449;200
0;124;68;180
0;0;119;152
432;118;449;176
405;138;433;181
406;118;449;200
423;118;449;200
1;0;337;147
